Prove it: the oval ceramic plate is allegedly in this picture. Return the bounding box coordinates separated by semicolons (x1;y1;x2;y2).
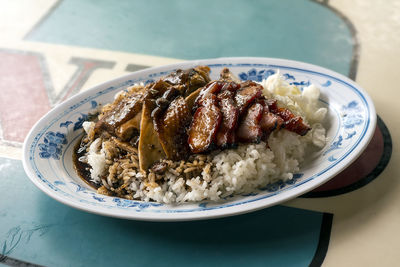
23;57;376;221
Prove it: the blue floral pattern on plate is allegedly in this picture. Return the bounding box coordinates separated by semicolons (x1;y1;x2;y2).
342;101;364;129
345;131;356;140
238;68;275;81
113;198;162;209
38;132;67;160
70;182;87;193
321;80;332;87
60;121;73;128
283;73;295;80
323;135;343;156
90;100;98;108
291;80;310;87
73;114;89;131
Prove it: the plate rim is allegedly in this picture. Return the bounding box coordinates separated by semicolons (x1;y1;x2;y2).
22;57;377;221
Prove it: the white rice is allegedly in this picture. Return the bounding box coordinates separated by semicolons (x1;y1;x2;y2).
84;72;327;203
86;137;106;184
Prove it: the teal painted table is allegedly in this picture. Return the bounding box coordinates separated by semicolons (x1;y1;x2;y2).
27;0;353;77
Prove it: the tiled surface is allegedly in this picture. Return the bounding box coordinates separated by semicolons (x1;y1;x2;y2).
0;0;399;266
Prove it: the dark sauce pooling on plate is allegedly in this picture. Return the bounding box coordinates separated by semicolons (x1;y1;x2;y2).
73;137;100;189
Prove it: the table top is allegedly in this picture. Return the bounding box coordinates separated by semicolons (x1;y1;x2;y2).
0;0;398;266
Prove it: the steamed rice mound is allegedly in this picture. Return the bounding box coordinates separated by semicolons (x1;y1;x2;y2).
81;72;327;203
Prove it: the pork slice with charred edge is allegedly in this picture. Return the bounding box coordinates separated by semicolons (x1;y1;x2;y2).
153;96;192;160
266;98;311;136
188;95;222;153
215;90;239;148
193;81;223;110
274;108;311;136
221;81;241;92
259;99;284;139
234;81;263;115
265;98;279;113
236;102;264;143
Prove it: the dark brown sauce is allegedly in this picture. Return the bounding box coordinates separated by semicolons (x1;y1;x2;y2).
73;137;100;189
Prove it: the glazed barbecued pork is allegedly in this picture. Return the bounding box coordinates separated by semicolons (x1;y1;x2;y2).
188;94;222;153
266;99;311;136
187;70;311;153
236;102;264;143
234;81;263;114
258;99;284;139
215;89;239;148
